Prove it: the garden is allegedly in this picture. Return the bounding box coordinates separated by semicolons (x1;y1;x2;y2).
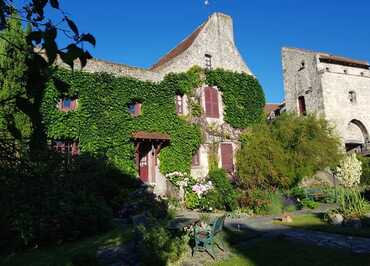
1;4;370;265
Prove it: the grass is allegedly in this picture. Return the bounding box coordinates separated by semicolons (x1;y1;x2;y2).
0;225;132;266
276;213;370;238
211;238;370;266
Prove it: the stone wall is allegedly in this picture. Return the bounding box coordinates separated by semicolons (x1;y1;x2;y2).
152;13;252;76
282;47;325;115
282;47;370;147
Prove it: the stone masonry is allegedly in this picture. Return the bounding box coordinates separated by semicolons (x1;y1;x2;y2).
282;47;370;152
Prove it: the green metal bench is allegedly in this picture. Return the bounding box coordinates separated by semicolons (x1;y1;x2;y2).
192;215;226;259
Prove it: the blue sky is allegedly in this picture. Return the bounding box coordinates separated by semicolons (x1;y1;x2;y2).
55;0;370;103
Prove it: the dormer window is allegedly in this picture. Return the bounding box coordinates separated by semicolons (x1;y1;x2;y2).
58;97;77;112
128;102;142;117
176;94;184;115
349;91;357;104
205;54;212;70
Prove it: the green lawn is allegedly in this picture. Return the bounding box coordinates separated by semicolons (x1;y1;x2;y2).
212;238;370;266
0;225;132;266
277;214;370;238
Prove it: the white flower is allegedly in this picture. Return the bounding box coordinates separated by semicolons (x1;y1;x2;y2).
336;154;362;188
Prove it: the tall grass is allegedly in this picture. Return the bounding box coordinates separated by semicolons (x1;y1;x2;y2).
337;187;370;218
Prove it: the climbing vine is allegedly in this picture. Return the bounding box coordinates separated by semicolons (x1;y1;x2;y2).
206;68;265;128
38;66;265;176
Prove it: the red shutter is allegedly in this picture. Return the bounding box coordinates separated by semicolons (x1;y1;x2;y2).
205;87;219;118
205;87;212;117
221;143;234;173
135;103;142;116
70;99;76;110
211;88;219;118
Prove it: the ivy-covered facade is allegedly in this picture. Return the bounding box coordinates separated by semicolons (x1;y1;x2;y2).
42;12;265;194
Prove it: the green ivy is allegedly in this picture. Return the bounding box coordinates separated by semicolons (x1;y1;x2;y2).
206;69;265;128
38;66;264;176
41;69;202;175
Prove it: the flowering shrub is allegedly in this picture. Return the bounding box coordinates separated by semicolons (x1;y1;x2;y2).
192;181;213;198
336;154;362;188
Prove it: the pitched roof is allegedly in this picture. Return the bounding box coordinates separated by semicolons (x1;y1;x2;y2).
150;23;206;70
132;131;170;140
264;103;280;114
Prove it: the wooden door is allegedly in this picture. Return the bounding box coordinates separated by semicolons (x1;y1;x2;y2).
221;143;234;174
139;153;149;182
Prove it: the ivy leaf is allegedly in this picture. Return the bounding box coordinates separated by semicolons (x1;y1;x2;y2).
80;33;96;47
65;16;79;36
49;0;59;9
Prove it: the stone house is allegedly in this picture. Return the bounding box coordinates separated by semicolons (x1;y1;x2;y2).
282;47;370;155
55;12;256;194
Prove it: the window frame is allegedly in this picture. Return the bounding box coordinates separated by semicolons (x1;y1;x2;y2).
176;94;184;115
128;102;142;117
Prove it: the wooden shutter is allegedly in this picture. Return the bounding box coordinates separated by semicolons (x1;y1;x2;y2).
205;87;219;118
221;143;234;173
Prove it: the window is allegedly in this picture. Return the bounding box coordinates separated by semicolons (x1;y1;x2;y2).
128;102;142;117
192;149;200;167
53;140;79;156
176;95;184;115
298;96;306;116
204;87;219;118
349;91;357;103
59;97;77;112
205;54;212;70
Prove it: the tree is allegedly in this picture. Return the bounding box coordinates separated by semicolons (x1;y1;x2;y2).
0;0;95;69
237;113;343;189
0;12;31;141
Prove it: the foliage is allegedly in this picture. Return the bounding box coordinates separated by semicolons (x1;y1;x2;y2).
41;68;203;175
336;153;362;188
185;191;201;209
357;155;370;185
0;151;145;250
237;113;343;189
238;189;284;215
300;199;319;209
137;220;188;265
1;0;94;69
0;12;31;140
208;168;238;211
206;68;265;128
336;187;370;218
190;98;202;117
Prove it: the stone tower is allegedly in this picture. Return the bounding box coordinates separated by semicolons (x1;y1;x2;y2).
282;47;370;153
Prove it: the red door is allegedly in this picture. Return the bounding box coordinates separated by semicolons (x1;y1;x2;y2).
139;153;149;182
221;143;234;174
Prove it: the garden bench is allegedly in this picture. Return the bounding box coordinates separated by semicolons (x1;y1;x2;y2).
192;215;226;259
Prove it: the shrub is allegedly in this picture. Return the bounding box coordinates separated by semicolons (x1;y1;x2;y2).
208;168;238;211
137;223;188;265
337;187;370;218
238;189;284;215
358;155;370;185
185;192;201;210
237;113;343;189
300;198;319;209
72;252;100;266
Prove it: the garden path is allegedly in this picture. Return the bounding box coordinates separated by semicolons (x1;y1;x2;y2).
176;204;370;254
